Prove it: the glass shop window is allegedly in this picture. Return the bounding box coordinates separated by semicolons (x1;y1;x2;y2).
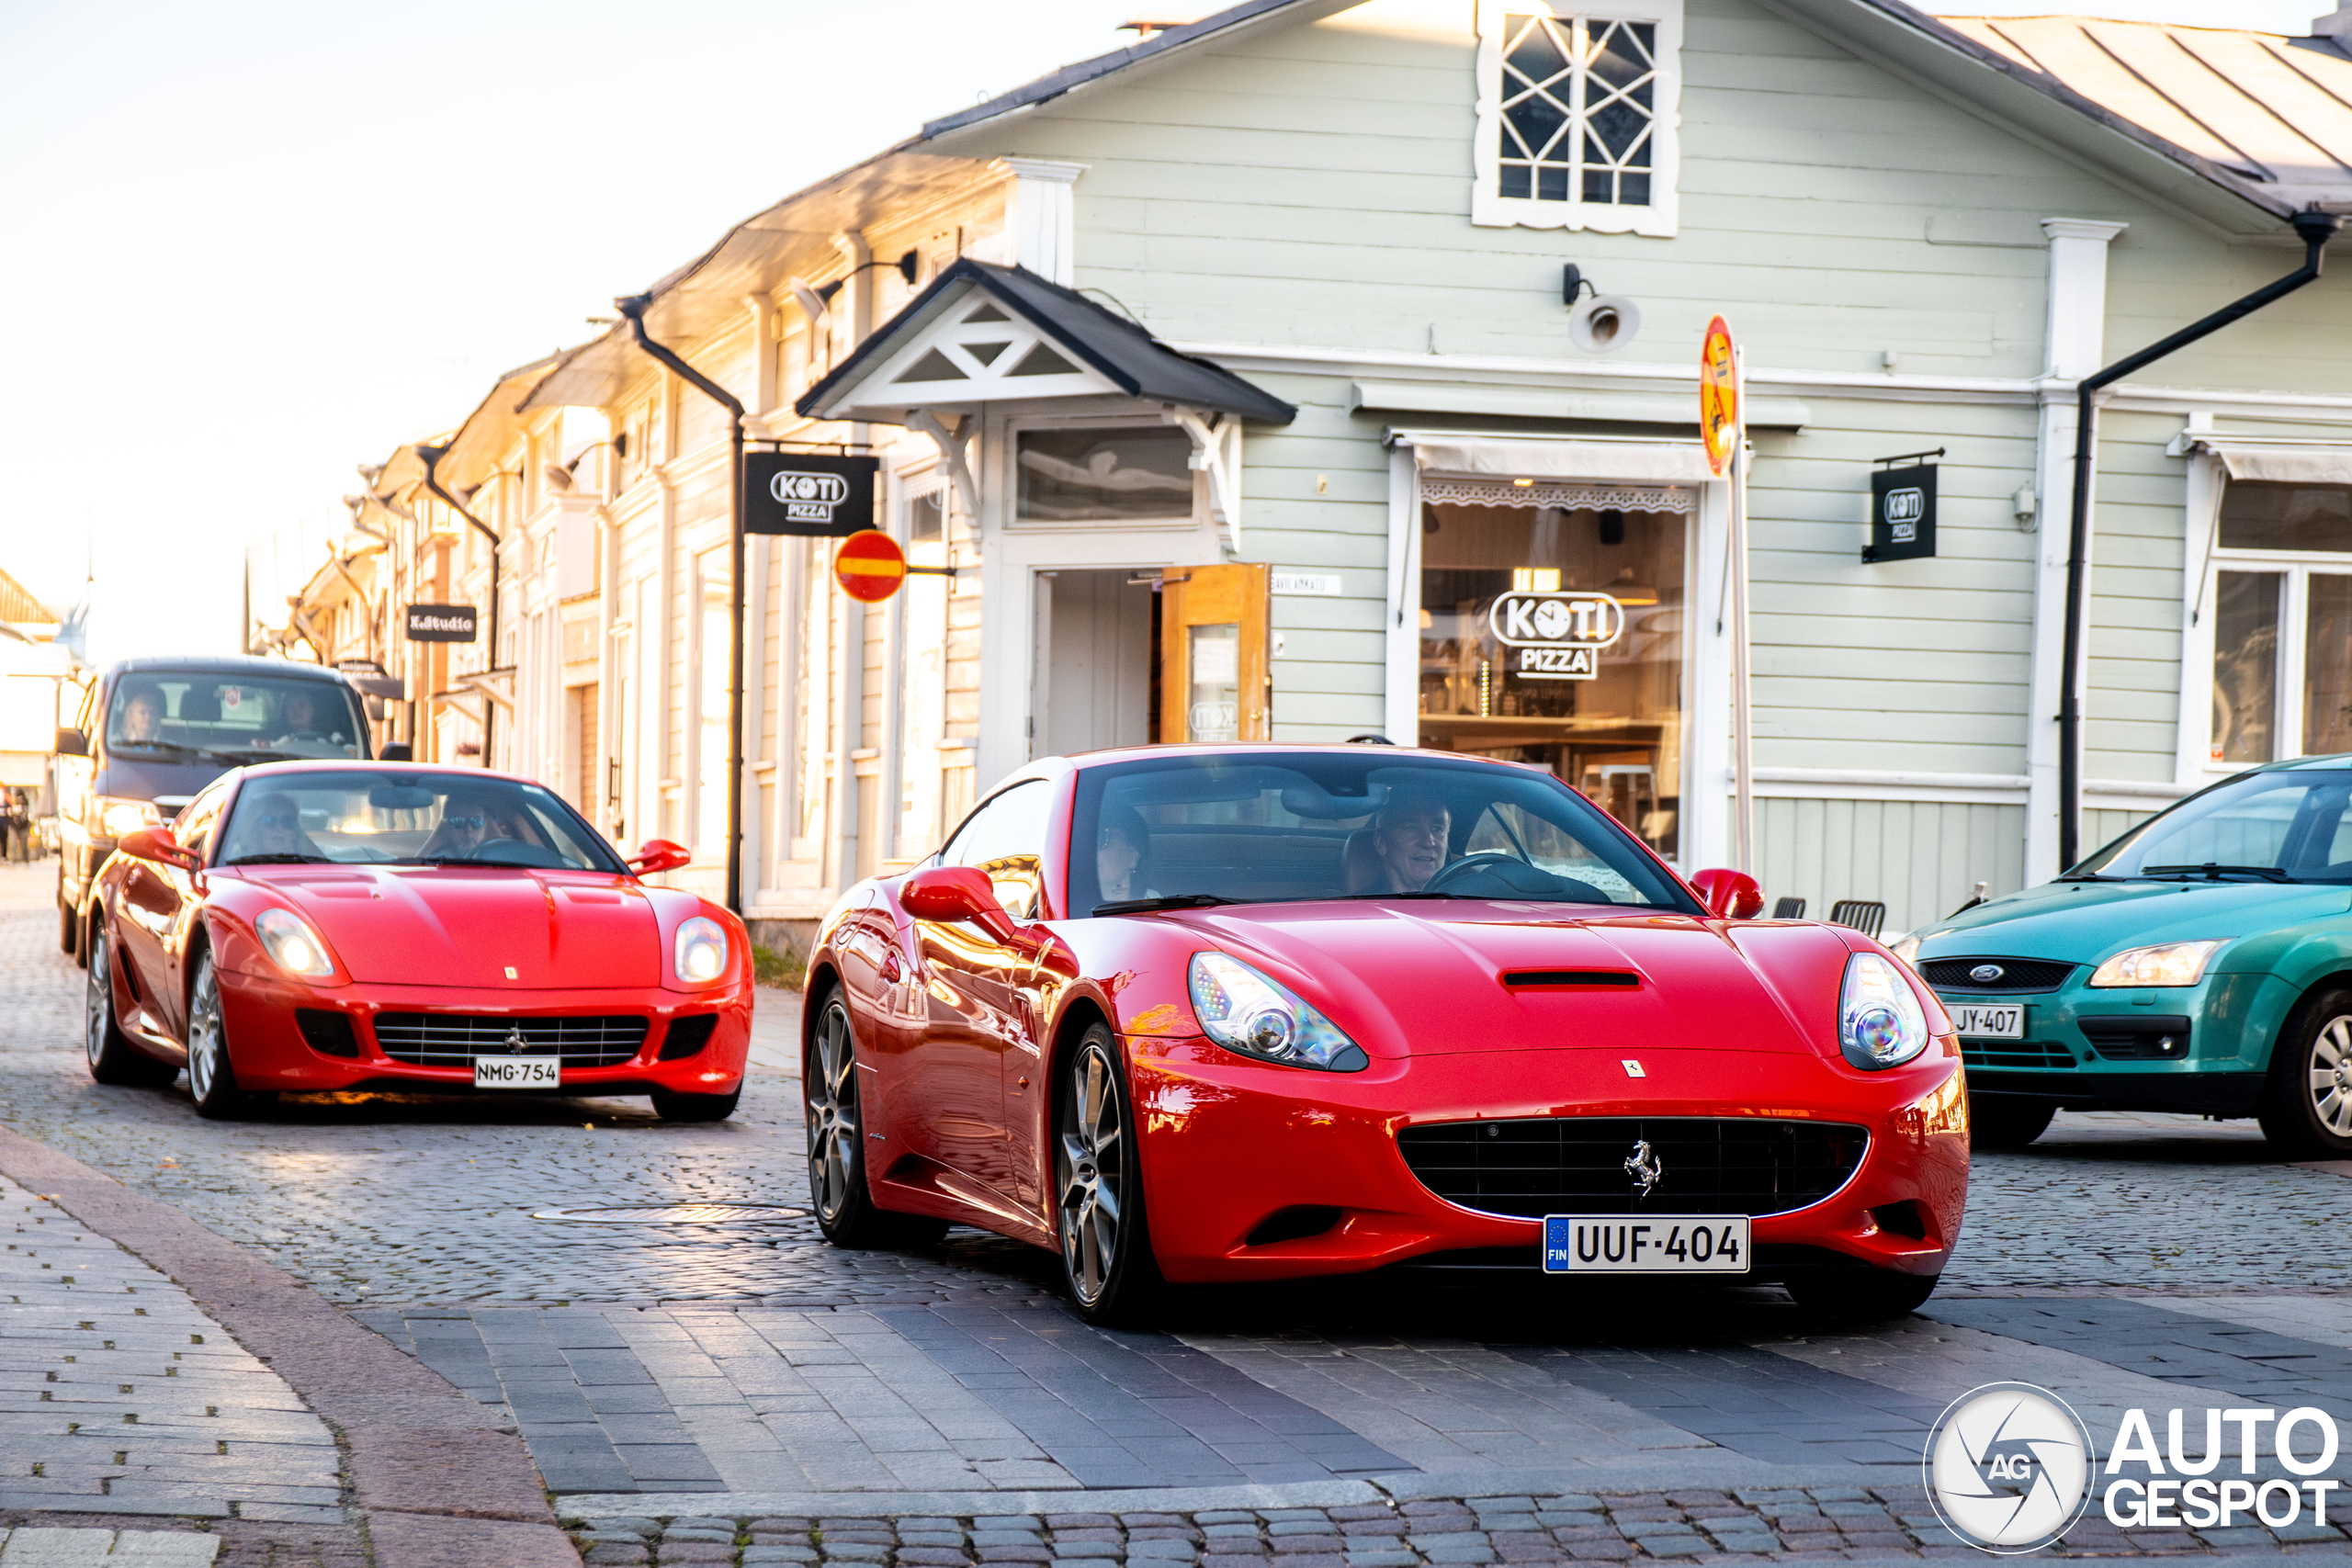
1418;493;1685;859
2209;481;2352;765
1015;427;1194;522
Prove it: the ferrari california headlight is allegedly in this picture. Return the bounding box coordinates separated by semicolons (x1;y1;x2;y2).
1187;952;1368;1072
1838;951;1929;1070
100;797;161;839
2090;940;2223;988
254;908;336;979
674;916;729;984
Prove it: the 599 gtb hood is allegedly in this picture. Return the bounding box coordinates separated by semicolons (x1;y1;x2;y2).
238;867;662;988
1161;901;1867;1061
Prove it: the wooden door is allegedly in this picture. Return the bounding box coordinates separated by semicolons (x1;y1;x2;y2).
1159;564;1270;743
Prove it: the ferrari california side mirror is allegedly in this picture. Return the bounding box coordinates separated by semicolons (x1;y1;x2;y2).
116;826;201;873
902;865;1031;948
629;839;693;875
1690;868;1764;919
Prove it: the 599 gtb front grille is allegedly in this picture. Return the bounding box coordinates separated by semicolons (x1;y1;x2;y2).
1396;1116;1869;1220
370;1013;650;1068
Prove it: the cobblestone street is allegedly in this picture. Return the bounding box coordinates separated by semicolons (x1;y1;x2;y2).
6;861;2352;1561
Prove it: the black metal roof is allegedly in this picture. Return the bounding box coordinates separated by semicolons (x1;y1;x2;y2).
797;259;1296;426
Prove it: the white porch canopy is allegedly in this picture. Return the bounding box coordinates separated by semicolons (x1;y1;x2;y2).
2181;435;2352;484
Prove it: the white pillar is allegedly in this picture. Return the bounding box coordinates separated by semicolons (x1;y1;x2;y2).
2025;218;2128;885
1001;159;1087;285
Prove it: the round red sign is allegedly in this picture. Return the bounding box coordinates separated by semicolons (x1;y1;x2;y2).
832;530;907;604
1700;315;1740;478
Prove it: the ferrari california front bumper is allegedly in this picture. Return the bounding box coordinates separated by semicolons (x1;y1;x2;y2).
213;972;752;1099
1125;1038;1967;1285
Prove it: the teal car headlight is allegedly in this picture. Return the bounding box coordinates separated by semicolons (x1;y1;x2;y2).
2089;940;2224;988
1838;952;1929;1070
1187;952;1369;1072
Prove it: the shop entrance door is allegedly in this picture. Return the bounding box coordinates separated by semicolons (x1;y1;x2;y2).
1035;570;1153;757
1160;563;1269;742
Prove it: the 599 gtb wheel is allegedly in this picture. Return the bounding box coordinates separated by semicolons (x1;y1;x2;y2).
186;953;264;1121
805;991;944;1248
1056;1025;1161;1325
85;924;174;1089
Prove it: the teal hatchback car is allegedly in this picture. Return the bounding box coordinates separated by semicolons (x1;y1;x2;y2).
1898;758;2352;1156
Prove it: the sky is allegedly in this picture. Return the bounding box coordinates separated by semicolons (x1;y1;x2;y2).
0;0;2323;662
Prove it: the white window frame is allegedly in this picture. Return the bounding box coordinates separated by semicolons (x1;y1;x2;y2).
1472;0;1683;237
2178;455;2352;779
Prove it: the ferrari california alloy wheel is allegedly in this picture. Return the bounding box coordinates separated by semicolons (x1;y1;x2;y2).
806;991;944;1247
186;953;264;1120
1056;1025;1161;1325
2260;990;2352;1157
85;923;173;1088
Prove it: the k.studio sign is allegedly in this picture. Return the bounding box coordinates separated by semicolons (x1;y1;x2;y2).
744;453;878;536
404;604;477;643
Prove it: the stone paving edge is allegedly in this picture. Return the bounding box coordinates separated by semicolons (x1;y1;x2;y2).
0;1119;579;1567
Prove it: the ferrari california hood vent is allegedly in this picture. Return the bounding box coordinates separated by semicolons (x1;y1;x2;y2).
1502;969;1641;990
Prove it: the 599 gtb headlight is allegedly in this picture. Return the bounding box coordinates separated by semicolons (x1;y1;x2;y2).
1187;953;1368;1072
1838;952;1929;1070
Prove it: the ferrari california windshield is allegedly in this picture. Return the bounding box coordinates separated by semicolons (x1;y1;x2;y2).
216;771;625;872
2071;767;2352;884
1072;752;1702;913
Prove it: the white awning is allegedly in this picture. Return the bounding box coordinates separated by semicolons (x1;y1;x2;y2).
2187;438;2352;485
1400;432;1717;485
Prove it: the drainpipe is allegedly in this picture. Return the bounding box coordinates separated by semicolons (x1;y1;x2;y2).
2058;208;2339;870
616;292;747;916
418;444;503;768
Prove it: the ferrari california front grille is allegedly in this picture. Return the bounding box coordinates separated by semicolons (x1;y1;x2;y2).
370;1013;650;1068
1396;1116;1869;1219
1920;956;2076;993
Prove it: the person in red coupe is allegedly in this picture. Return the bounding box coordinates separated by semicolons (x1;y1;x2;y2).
807;745;1968;1324
84;762;749;1122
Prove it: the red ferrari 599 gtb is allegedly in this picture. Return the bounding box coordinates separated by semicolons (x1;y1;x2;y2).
85;762;750;1122
808;744;1967;1323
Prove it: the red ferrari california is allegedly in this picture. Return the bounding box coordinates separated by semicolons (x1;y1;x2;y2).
84;761;751;1121
809;744;1968;1323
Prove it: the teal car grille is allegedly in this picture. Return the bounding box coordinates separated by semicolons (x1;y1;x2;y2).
1921;956;2076;993
1961;1040;2075;1070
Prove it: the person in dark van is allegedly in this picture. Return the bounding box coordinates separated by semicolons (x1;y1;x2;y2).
52;657;383;964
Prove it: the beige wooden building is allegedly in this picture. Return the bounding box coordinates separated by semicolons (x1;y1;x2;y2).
311;1;2352;947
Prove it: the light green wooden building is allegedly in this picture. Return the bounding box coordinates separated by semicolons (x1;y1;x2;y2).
446;0;2352;942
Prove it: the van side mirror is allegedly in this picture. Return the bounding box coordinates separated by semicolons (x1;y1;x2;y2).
1690;868;1765;919
379;743;413;761
116;827;201;873
54;728;87;758
628;839;692;875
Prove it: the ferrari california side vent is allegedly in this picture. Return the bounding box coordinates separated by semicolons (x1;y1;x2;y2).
1501;970;1640;989
1397;1116;1869;1220
372;1013;650;1067
1245;1206;1341;1247
659;1014;719;1062
294;1009;359;1058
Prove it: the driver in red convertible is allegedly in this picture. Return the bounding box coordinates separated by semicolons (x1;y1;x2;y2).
1359;791;1450;894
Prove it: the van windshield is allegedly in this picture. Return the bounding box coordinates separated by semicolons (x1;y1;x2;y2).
109;676;367;762
1070;752;1701;915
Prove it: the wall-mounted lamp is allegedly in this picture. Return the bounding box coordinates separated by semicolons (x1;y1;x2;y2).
1562;264;1642;355
2013;482;2038;532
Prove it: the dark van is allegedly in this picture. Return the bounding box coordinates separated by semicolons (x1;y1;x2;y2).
54;657;397;961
